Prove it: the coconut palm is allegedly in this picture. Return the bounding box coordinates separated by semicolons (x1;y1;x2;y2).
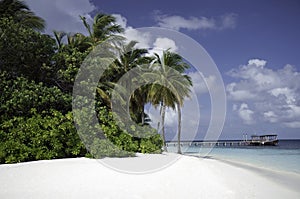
111;41;148;79
147;81;176;151
175;73;192;154
80;13;124;44
67;33;94;52
148;50;192;153
105;41;154;125
0;0;45;31
53;31;66;50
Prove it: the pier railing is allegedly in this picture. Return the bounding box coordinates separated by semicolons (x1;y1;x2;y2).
166;141;248;147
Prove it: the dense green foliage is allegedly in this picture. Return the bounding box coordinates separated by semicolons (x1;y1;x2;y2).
52;45;90;92
0;0;170;164
0;18;56;83
0;0;45;31
97;106;163;154
0;110;86;163
0;73;86;163
0;72;71;121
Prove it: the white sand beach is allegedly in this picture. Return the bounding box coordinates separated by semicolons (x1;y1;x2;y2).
0;153;299;199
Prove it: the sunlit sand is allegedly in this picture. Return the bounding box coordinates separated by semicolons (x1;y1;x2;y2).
1;153;299;199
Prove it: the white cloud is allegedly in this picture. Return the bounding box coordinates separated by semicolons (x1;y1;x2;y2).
228;59;277;90
226;82;257;101
227;59;300;128
232;104;238;111
286;104;300;119
122;27;152;49
248;59;267;68
263;111;278;123
146;37;178;58
112;14;153;49
269;87;296;105
154;12;237;31
283;121;300;128
26;0;96;35
156;15;215;31
153;37;178;52
188;72;217;95
112;14;127;29
220;13;238;29
112;14;180;56
237;103;254;125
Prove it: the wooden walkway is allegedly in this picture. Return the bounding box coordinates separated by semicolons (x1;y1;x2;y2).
166;141;248;147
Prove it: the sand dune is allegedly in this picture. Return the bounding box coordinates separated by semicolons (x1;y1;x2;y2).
0;153;299;199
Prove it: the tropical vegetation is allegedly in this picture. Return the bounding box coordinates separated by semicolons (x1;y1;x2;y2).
0;0;192;163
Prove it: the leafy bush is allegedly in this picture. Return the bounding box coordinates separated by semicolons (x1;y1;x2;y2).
0;18;56;83
90;139;135;158
0;110;86;163
96;106;163;154
0;71;72;121
139;134;164;153
52;46;90;92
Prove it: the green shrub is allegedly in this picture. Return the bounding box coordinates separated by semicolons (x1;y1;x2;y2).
0;18;56;83
139;134;164;153
95;106;163;155
0;72;72;121
90;138;135;158
0;110;86;163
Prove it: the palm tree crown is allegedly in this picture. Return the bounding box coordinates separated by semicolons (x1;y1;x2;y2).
80;13;124;43
0;0;45;31
148;50;192;153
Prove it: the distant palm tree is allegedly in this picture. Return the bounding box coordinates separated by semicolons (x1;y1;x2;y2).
175;74;192;154
112;41;148;79
115;41;151;124
54;13;123;52
149;50;192;153
107;41;153;125
0;0;45;31
53;31;66;49
68;33;94;51
147;80;176;152
80;13;124;44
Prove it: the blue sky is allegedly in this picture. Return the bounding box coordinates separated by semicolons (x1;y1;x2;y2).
92;0;300;69
26;0;300;139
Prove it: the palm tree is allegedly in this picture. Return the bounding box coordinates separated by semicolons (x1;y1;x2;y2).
80;13;124;44
149;50;192;153
175;74;192;154
53;13;123;52
53;31;66;50
147;81;176;151
108;41;153;124
66;33;94;52
0;0;45;31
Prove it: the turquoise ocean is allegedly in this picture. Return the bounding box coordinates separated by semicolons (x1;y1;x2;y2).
167;140;300;174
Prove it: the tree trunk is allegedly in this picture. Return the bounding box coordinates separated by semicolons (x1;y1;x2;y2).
141;109;145;125
161;103;167;152
141;95;145;125
177;103;182;154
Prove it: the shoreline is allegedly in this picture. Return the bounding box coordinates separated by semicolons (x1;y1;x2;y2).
0;153;299;199
208;156;300;192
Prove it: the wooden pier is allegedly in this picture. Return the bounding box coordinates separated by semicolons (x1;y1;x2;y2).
166;141;248;147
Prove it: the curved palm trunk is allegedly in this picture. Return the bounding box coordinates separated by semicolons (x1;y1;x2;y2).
141;108;145;125
161;103;167;152
177;103;182;154
141;93;145;125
